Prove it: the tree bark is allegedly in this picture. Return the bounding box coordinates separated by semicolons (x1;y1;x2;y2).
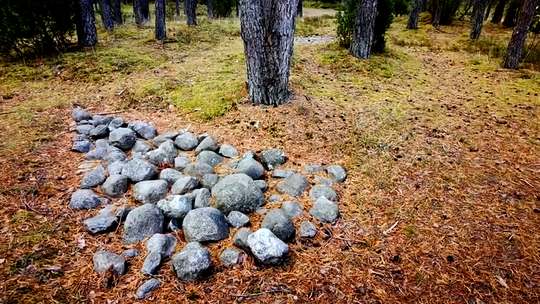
207;0;215;18
185;0;197;25
114;0;123;25
470;0;488;39
155;0;166;40
297;0;303;17
407;0;422;29
491;0;507;23
239;0;298;105
502;0;521;27
176;0;181;19
78;0;98;46
236;0;240;16
350;0;377;59
100;0;114;30
432;0;444;29
484;0;493;20
134;0;150;25
502;0;539;68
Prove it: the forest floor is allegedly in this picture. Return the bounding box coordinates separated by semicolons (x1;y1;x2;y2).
1;9;540;304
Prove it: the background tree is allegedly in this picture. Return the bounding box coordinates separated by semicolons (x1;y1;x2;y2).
502;0;523;27
297;0;304;17
79;0;98;46
432;0;444;29
134;0;150;25
155;0;166;40
214;0;234;17
372;0;394;52
185;0;197;25
350;0;378;58
114;0;123;24
491;0;507;23
100;0;114;30
503;0;539;68
407;0;422;29
207;0;215;19
239;0;298;105
470;0;488;38
175;0;181;19
484;0;494;19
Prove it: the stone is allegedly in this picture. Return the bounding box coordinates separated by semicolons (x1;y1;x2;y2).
157;195;193;220
174;132;199;151
182;207;229;242
114;206;133;221
219;144;238;158
196;151;223;167
212;173;265;215
227;160;240;169
142;252;161;275
73;108;91;122
121;158;157;183
109;117;125;129
121;249;140;259
83;215;117;234
171;176;199;195
81;165;106;189
70;189;101;210
102;147;127;165
195;136;219;155
282;201;303;218
253;180;268;192
261;210;295;241
277;174;308;198
220;248;246;267
194;188;211;208
153;131;180;147
79;120;91;125
272;169;295;178
201;174;219;189
92;115;113;126
197;133;209;142
247;229;288;265
299;221;317;238
260;148;286;170
255;207;267;214
160;168;185;186
183;162;214;179
174;156;191;171
129;121;157;140
269;195;281;203
72;141;93;153
89;125;109;139
107;161;125;175
85;147;108;160
309;184;338;201
72;134;89;142
123;204;164;244
314;176;333;186
327;165;347;183
93;251;125;276
133;180;169;204
243;150;255;159
309;197;339;223
146;143;178;166
168;219;181;232
136;278;160;299
109;128;137;150
233;228;252;251
236;157;264;180
132;140;152;154
171;242;211;281
226;211;250;228
146;234;177;258
305;164;324;173
95;139;109;148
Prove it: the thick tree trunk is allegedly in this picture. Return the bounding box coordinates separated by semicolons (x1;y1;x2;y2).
239;0;298;105
100;0;114;30
207;0;215;18
433;0;444;29
155;0;166;40
502;0;539;68
141;0;150;23
484;0;493;20
176;0;181;19
78;0;98;46
350;0;377;59
297;0;303;17
491;0;507;23
114;0;123;25
407;0;422;29
185;0;197;25
470;0;488;39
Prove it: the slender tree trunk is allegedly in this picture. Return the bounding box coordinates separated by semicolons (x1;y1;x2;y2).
484;0;493;20
185;0;197;25
433;0;444;29
407;0;422;29
141;0;150;23
470;0;488;39
155;0;166;40
176;0;181;19
502;0;539;68
100;0;114;30
236;0;240;16
502;0;521;27
78;0;98;46
297;0;303;17
114;0;123;25
207;0;215;18
239;0;298;105
134;0;150;25
350;0;377;59
491;0;507;23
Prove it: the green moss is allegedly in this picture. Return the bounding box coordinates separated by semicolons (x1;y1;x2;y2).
11;211;35;223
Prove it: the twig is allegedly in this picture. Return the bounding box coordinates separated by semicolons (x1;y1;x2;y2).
333;235;367;244
383;221;399;235
0;111;17;116
232;289;282;297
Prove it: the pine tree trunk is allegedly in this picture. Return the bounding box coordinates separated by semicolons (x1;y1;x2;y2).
134;0;150;25
239;0;298;105
297;0;303;17
484;0;493;20
407;0;422;29
491;0;507;23
176;0;181;19
141;0;150;23
185;0;197;25
502;0;521;27
114;0;123;25
470;0;488;39
207;0;215;18
236;0;240;16
155;0;166;40
100;0;114;30
350;0;377;59
502;0;539;68
78;0;98;46
433;0;444;29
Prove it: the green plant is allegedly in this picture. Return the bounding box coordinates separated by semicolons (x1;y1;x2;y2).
335;0;357;48
372;0;395;53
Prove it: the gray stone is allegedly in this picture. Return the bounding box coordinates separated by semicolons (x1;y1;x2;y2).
272;169;295;178
305;164;324;173
309;196;339;223
253;180;268;192
195;136;219;155
72;141;93;153
183;162;214;179
121;249;140;259
174;132;199;151
260;148;286;170
194;188;211;208
247;229;288;265
114;206;133;221
201;174;219;189
146;140;178;166
102;174;128;197
226;211;250;228
197;133;209;142
123;204;164;244
90;125;109;139
85;147;107;160
107;161;125;175
102;147;127;165
121;158;157;183
299;221;317;238
182;207;229;242
81;165;106;189
269;195;281;203
129;121;157;140
109;128;137;150
219;144;238;158
77;124;93;134
109;117;125;129
233;228;252;251
146;233;177;258
73;108;91;122
309;184;338;201
196;151;223;167
261;209;295;241
93;251;125;276
72;134;89;142
227;159;240;169
171;242;211;281
70;189;101;210
236;157;264;180
136;279;160;299
95;139;109;148
79;120;91;125
157;195;193;220
142;252;161;275
174;156;191;171
171;176;199;195
327;165;347;183
92;115;114;126
277;174;308;197
212;173;264;215
83;215;117;234
255;207;267;214
281;201;303;218
160;168;185;186
220;248;246;267
314;176;334;186
168;219;181;232
132;140;152;154
153;131;180;147
243;150;255;159
133;180;169;204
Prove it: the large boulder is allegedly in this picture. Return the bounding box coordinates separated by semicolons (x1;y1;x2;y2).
70;189;101;210
109;128;137;150
171;176;199;195
277;173;308;197
121;158;157;183
260;148;286;170
128;121;157;140
182;207;229;242
123;204;164;244
196;151;223;167
146;233;177;258
133;180;169;204
171;242;211;281
327;165;347;183
235;157;264;180
195;136;219;155
212;173;264;215
81;165;107;189
309;196;339;223
261;210;295;241
183;162;214;179
93;251;125;275
174;132;198;151
157;195;193;220
247;229;288;265
309;184;338;201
